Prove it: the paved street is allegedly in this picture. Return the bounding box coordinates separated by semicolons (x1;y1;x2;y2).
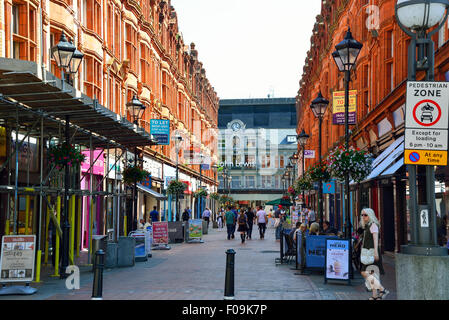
0;225;397;301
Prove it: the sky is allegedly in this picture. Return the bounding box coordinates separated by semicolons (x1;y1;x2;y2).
171;0;322;100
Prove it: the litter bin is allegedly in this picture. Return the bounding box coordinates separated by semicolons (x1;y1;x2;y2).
202;220;208;235
91;235;108;264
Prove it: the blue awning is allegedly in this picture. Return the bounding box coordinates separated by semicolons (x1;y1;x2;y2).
380;158;404;177
137;183;167;200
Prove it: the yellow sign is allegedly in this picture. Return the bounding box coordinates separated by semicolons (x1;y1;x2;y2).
404;149;447;166
332;90;357;124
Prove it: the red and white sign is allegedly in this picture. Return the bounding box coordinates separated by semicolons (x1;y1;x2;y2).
152;222;169;245
405;82;449;158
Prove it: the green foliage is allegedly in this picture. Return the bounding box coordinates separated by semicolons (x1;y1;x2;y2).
123;166;150;185
166;180;188;195
48;143;85;170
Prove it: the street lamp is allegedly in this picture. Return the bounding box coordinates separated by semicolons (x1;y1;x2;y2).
173;134;183;221
395;0;449;256
310;91;329;228
297;129;310;208
51;32;83;279
126;95;146;231
332;27;362;240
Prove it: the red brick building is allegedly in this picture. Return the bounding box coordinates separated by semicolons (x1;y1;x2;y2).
297;0;449;253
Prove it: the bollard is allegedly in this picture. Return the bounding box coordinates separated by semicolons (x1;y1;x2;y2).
91;249;105;300
224;249;236;300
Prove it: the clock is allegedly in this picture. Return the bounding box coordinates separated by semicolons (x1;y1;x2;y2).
231;122;241;131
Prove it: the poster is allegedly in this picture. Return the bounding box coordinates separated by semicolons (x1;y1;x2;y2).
150;119;170;145
152;222;169;245
325;239;351;282
332;90;357;125
188;219;203;239
0;235;36;283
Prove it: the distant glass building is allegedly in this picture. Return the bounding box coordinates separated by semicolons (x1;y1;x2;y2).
218;98;298;207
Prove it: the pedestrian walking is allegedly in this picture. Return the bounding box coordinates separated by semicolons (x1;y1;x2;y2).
231;206;238;239
150;206;159;223
182;208;190;222
217;209;224;229
202;207;211;229
359;208;389;300
225;206;236;240
307;207;316;227
274;205;282;240
256;206;268;239
245;207;255;239
237;211;248;244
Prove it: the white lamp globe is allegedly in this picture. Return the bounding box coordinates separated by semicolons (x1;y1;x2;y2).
396;0;447;31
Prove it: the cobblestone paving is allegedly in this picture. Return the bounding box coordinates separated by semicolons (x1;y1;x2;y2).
0;225;396;300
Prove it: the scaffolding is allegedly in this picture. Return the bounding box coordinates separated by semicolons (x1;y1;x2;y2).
0;58;157;278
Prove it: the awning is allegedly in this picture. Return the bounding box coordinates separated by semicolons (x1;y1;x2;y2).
137;183;167;200
265;198;293;206
0;58;157;149
381;158;404;177
352;136;404;184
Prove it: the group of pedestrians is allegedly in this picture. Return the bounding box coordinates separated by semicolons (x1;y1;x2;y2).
222;206;268;243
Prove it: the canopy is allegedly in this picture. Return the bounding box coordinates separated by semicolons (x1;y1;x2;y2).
265;198;293;206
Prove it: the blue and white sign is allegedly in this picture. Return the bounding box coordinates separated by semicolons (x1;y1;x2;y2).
323;180;336;194
150;119;170;145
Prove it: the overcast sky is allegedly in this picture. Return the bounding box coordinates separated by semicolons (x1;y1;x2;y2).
171;0;322;100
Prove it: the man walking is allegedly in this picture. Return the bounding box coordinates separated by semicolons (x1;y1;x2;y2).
245;207;255;240
202;207;211;229
275;205;283;240
256;206;268;239
225;206;236;240
150;206;159;223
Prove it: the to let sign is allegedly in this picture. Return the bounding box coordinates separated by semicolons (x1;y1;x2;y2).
404;82;449;166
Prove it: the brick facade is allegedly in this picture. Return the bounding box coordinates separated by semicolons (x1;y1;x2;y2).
1;0;219;185
297;0;449;252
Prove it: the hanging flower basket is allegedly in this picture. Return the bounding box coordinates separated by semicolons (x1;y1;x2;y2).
210;192;220;200
123;166;150;185
287;186;296;196
295;175;313;193
166;180;187;195
48;143;85;170
327;146;373;183
194;189;208;198
219;195;234;206
308;161;331;182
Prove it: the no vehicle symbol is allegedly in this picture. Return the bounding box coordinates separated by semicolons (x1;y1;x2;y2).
412;100;442;127
409;152;420;163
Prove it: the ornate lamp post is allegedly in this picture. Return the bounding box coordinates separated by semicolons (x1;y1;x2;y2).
332;27;363;240
126;95;146;231
289;153;298;182
297;129;310;208
395;0;449;255
173;134;183;221
51;32;83;279
310;92;329;228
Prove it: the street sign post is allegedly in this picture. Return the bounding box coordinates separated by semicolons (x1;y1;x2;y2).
404;82;449;166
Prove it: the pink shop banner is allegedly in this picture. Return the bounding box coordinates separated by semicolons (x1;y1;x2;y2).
81;149;105;176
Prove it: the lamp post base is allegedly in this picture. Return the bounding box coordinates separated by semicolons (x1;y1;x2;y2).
400;244;448;257
395;252;449;300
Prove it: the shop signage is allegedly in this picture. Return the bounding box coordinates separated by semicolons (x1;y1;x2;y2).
323;180;336;194
304;150;315;159
81;149;105;175
188;219;203;239
332;90;357;125
152;222;169;245
1;235;36;283
324;238;351;284
150;119;170;145
405;81;449;166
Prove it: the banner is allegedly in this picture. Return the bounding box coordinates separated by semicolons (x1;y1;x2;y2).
332;90;357;125
304;150;315;159
1;235;36;282
325;239;351;283
188;219;203;239
152;222;169;245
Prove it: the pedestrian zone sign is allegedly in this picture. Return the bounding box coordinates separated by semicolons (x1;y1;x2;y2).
405;82;449;166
